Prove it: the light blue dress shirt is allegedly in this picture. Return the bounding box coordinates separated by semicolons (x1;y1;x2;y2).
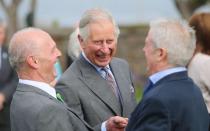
149;67;187;85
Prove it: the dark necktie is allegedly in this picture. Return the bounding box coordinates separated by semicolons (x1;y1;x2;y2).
143;79;154;96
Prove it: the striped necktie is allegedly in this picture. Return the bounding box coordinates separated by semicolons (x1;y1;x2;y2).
101;68;123;113
101;68;118;97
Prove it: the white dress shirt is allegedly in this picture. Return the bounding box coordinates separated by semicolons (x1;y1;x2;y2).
19;79;57;98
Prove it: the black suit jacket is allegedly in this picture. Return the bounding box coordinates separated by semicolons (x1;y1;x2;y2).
0;46;18;131
126;71;209;131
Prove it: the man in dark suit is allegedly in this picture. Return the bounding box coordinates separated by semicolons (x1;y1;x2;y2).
9;28;92;131
126;19;209;131
56;8;136;131
0;21;18;131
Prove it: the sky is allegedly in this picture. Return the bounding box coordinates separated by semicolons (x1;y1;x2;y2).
0;0;181;27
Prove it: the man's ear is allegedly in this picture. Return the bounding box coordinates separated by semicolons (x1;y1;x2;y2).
78;34;85;49
26;56;39;69
156;48;167;62
78;34;83;44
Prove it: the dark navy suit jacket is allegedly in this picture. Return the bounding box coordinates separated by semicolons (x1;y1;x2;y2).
0;46;18;131
127;71;209;131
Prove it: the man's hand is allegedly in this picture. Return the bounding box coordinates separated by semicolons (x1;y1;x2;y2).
0;93;5;110
106;116;128;131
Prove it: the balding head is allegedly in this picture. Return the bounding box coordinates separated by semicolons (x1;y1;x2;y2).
9;28;53;71
9;27;61;83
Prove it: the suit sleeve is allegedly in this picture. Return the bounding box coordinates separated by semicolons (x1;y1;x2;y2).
127;98;170;131
36;104;74;131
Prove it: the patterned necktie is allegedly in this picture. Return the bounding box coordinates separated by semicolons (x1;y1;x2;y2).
101;68;118;97
101;68;123;113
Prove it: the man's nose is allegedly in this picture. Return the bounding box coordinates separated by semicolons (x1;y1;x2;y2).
101;42;110;52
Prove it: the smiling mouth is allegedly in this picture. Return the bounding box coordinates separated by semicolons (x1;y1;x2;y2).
96;53;110;60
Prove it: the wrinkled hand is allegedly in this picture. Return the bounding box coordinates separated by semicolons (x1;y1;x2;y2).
0;93;5;111
106;116;128;131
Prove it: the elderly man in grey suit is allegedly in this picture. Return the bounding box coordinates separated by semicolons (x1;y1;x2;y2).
56;8;137;131
9;28;92;131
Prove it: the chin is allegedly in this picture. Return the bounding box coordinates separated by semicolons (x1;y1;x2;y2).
97;61;110;67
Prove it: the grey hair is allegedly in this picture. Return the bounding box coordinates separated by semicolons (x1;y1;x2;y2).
79;8;120;41
149;19;196;66
8;28;43;71
68;28;82;60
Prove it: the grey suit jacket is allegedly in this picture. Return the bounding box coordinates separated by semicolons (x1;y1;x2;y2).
10;83;92;131
56;56;137;130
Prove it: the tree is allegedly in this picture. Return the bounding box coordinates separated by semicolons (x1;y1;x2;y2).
0;0;37;40
174;0;210;20
26;0;36;27
0;0;22;39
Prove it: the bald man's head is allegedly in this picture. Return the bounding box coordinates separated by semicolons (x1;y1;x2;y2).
9;28;54;71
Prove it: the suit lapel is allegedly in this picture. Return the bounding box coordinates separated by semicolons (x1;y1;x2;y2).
65;103;93;130
77;57;121;115
110;59;133;116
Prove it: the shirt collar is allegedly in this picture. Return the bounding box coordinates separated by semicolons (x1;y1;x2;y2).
19;79;57;98
81;52;110;72
149;67;187;84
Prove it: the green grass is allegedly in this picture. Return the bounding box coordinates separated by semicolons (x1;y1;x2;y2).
135;86;143;103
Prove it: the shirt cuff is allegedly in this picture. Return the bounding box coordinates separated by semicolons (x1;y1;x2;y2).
101;121;107;131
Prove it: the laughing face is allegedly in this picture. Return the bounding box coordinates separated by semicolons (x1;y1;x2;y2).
35;33;61;84
143;30;157;76
80;19;117;67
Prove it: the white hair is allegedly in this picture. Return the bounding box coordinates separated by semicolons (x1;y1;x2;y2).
68;28;82;60
149;19;196;66
79;8;120;42
8;28;44;71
